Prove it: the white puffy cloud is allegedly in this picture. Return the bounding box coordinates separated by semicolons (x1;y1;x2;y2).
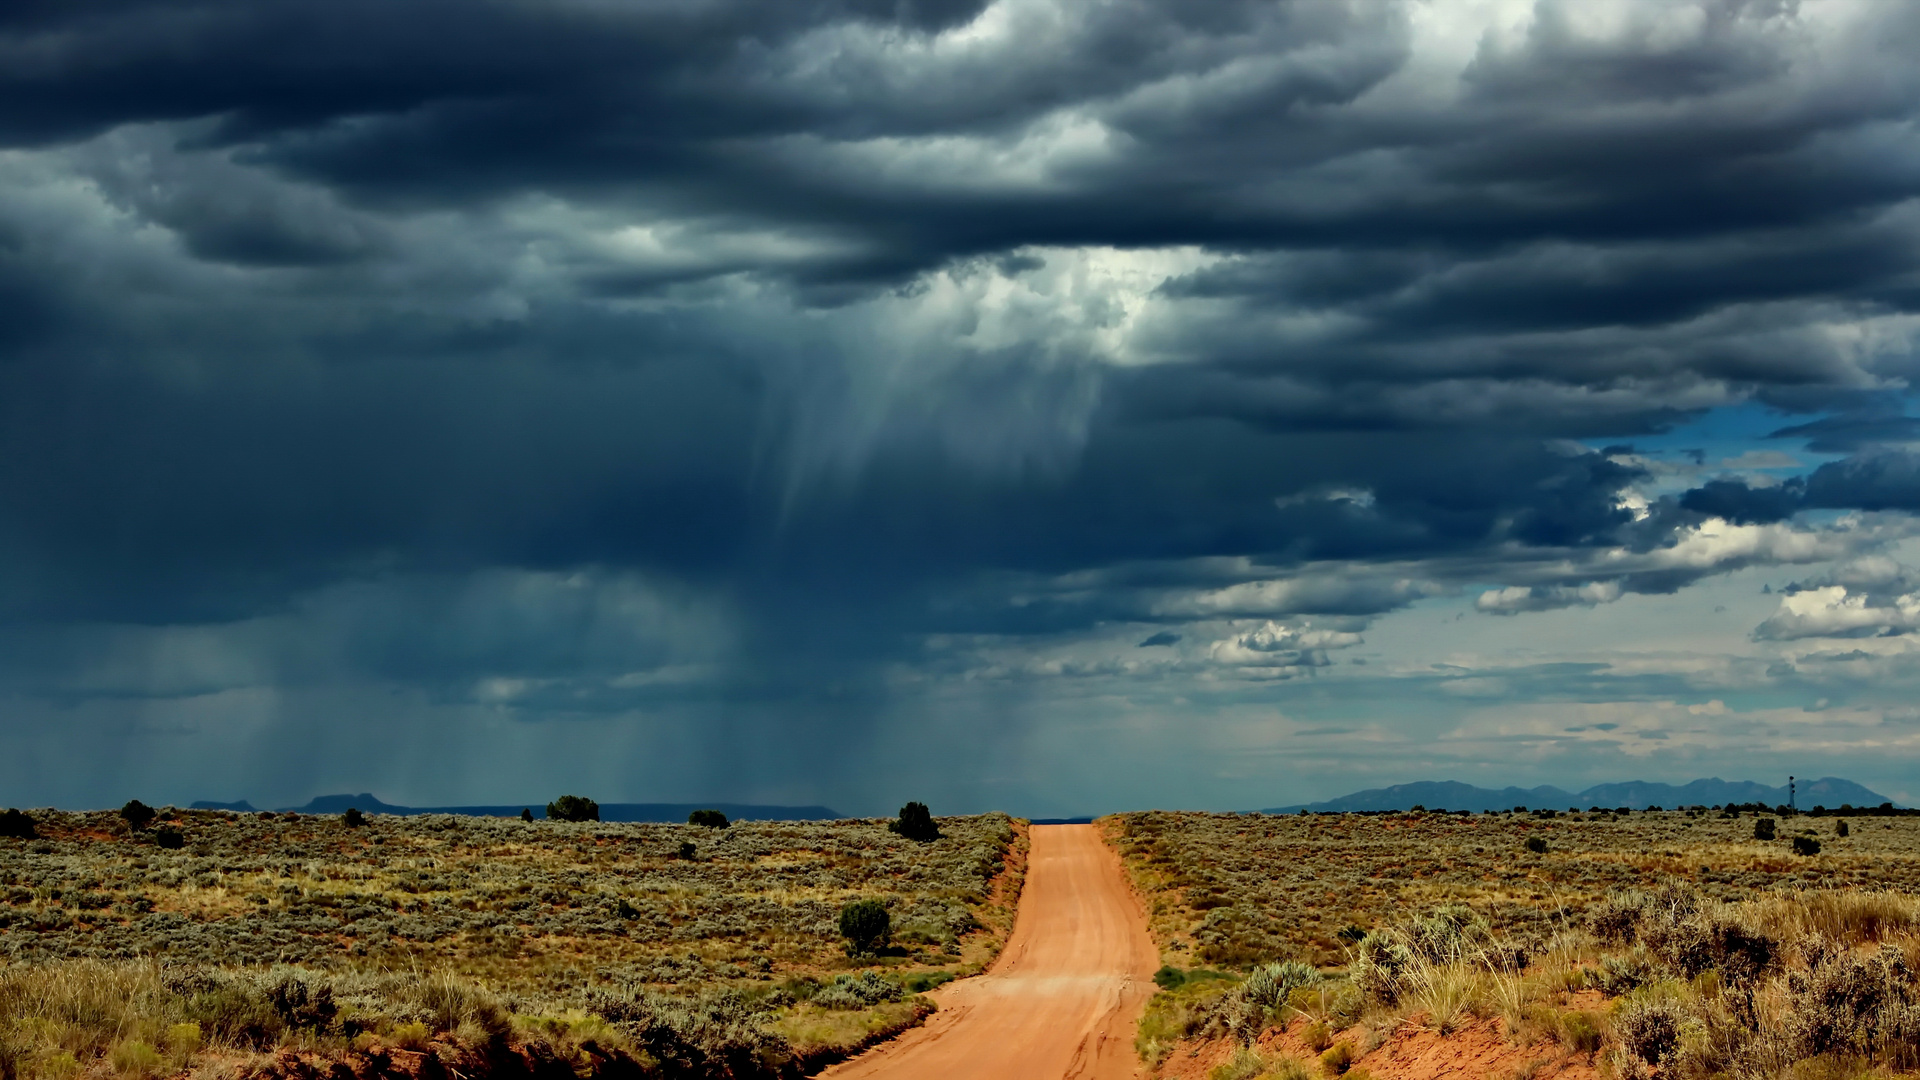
1755;557;1920;640
1476;580;1623;614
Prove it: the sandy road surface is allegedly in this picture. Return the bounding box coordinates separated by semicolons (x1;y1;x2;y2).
823;824;1159;1080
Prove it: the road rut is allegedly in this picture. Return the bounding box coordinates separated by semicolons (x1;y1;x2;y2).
822;823;1158;1080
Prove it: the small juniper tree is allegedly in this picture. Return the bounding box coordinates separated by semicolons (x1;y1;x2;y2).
889;801;940;842
1754;817;1777;841
342;807;365;828
0;809;35;839
546;795;600;822
840;898;891;956
688;809;729;828
1525;836;1548;854
120;799;156;831
520;808;533;822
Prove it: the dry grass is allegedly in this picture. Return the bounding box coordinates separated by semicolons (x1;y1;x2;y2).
1109;809;1920;1079
0;810;1026;1078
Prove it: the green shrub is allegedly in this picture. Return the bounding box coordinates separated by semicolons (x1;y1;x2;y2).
688;809;729;828
1792;835;1822;856
1154;965;1187;990
1559;1010;1603;1053
1614;996;1683;1067
812;971;901;1009
152;827;184;850
109;1039;163;1077
1320;1041;1355;1075
164;1022;202;1054
890;802;940;842
839;898;891;955
1525;836;1548;854
1209;1048;1269;1080
0;808;34;839
546;795;599;822
1349;931;1412;1006
903;970;955;994
120;800;156;831
342;807;365;828
1755;817;1777;841
267;975;337;1031
1270;1056;1315;1080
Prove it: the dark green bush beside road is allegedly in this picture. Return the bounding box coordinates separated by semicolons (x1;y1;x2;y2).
840;899;891;956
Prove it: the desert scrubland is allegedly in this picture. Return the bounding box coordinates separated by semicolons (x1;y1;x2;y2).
0;807;1025;1079
1110;807;1920;1080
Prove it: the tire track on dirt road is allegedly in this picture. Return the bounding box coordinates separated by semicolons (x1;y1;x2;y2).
822;823;1159;1080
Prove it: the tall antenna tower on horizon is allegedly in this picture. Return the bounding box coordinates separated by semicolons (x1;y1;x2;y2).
1789;775;1796;810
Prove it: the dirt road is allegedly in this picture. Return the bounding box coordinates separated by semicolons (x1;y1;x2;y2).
823;823;1159;1080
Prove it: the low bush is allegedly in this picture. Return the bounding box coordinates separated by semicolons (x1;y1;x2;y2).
1613;994;1683;1068
1320;1040;1356;1075
1525;836;1548;854
902;970;955;994
1269;1056;1314;1080
1793;835;1823;857
1229;960;1322;1039
1779;938;1918;1063
1208;1047;1270;1080
151;827;184;850
839;899;891;956
1154;965;1186;990
1755;817;1777;841
1349;931;1414;1006
1559;1010;1603;1053
688;809;729;828
342;807;365;828
811;971;901;1010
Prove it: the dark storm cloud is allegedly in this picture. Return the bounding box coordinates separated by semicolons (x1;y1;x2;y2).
4;0;1920;806
1770;410;1920;453
1681;448;1920;524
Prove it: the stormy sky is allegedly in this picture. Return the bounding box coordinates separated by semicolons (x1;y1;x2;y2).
5;0;1920;815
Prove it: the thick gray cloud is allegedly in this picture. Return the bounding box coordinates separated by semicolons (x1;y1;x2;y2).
3;0;1920;811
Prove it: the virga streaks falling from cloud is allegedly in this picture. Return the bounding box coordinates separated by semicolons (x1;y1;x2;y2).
3;0;1920;811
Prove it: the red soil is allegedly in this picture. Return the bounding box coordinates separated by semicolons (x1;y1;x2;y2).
1157;1011;1604;1080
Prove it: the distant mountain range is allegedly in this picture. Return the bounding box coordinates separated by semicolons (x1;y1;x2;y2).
1262;777;1897;814
189;793;843;822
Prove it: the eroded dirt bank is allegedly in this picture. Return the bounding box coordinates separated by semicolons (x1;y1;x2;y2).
821;824;1160;1080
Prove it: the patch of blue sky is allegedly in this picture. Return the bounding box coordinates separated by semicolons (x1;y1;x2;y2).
1589;400;1853;497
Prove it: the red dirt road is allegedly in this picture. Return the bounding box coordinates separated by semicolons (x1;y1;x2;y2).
823;824;1159;1080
